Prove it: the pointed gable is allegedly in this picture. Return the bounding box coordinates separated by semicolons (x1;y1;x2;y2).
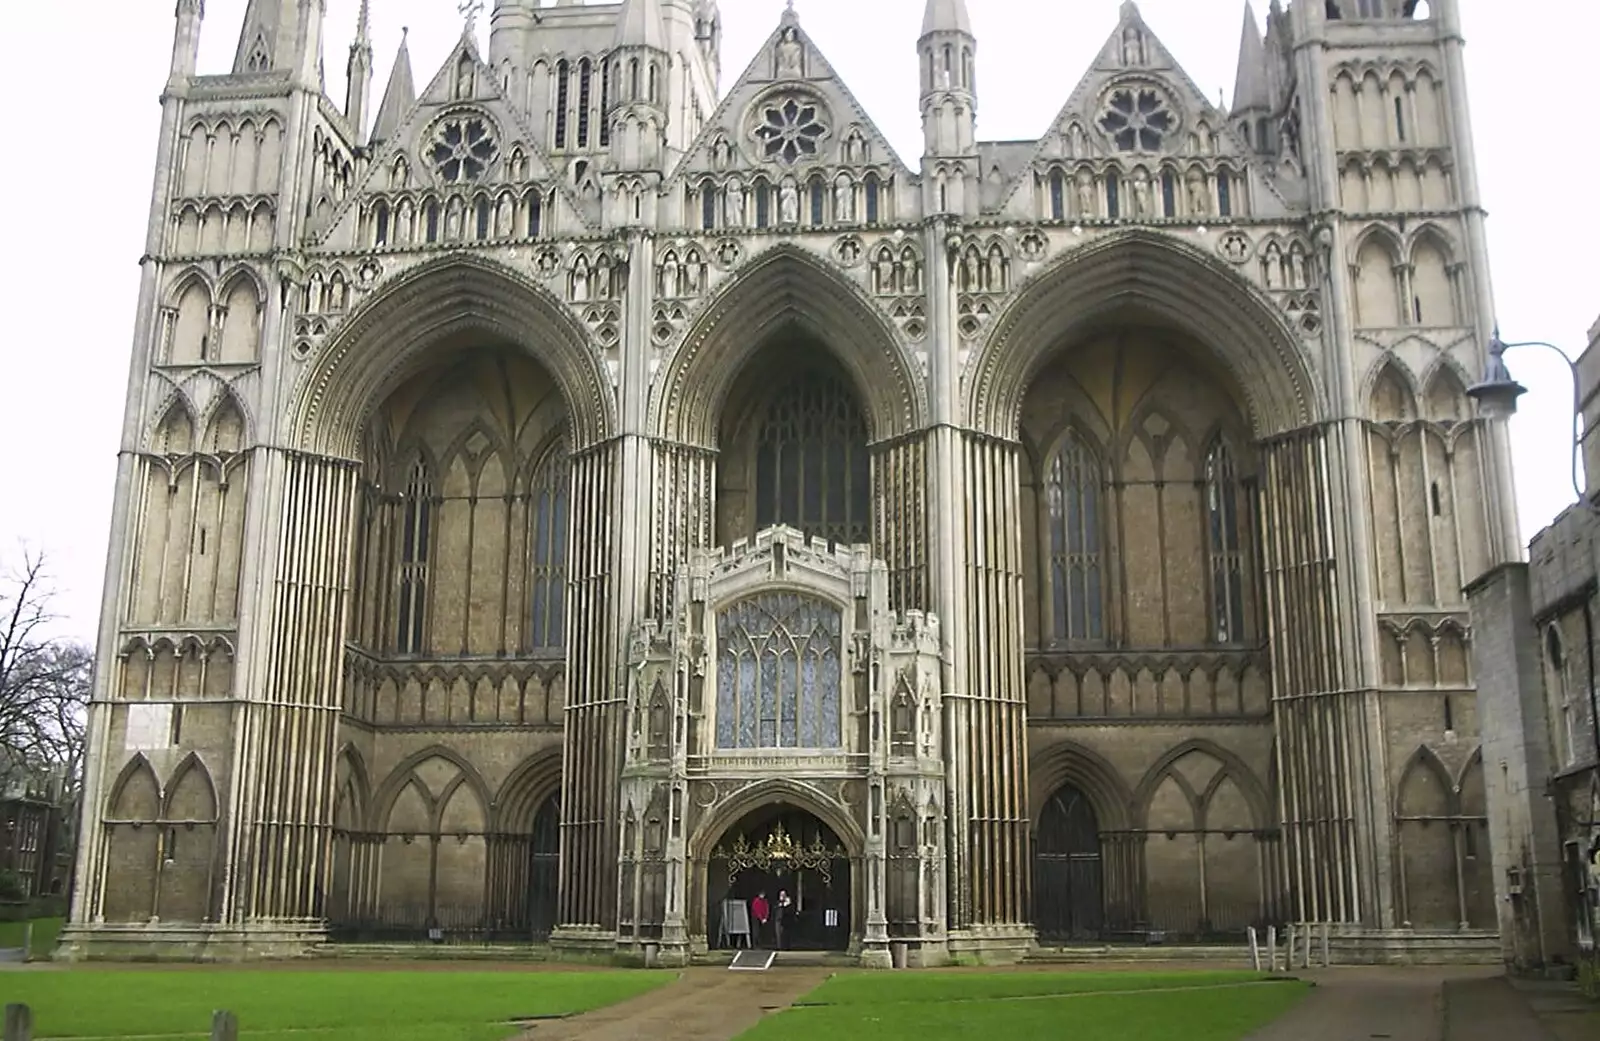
315;32;594;250
992;2;1258;214
667;9;912;189
370;31;416;146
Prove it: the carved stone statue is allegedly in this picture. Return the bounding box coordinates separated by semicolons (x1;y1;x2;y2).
776;27;803;78
834;176;854;223
1186;171;1209;216
1075;169;1095;217
779;179;800;224
1133;172;1152;219
660;253;679;298
875;250;897;294
724;178;745;227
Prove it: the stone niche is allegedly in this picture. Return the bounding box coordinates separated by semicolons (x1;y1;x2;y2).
617;525;947;967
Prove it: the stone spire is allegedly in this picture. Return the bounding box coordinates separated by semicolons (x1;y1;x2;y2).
921;0;972;37
345;0;374;139
233;0;323;87
370;29;416;146
1231;3;1269;114
615;0;668;51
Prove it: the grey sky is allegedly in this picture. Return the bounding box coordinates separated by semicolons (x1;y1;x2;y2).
0;0;1591;642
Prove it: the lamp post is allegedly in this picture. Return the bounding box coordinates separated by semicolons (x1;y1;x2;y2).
1466;328;1587;508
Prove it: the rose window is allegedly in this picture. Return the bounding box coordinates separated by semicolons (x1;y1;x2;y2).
1098;87;1176;152
754;97;828;164
430;116;497;183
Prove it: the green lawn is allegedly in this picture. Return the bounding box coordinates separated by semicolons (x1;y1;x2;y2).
739;970;1309;1041
0;916;62;958
0;968;666;1041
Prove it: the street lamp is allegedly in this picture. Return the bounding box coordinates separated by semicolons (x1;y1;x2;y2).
1467;327;1587;507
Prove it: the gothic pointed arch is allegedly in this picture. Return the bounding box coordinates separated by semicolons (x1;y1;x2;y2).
335;743;373;830
1133;738;1270;828
107;754;161;820
202;388;252;455
150;395;197;455
1368;356;1420;421
1395;743;1455;816
371;744;494;827
290;254;616;458
1028;740;1134;832
689;778;867;862
491;748;563;834
162;752;219;822
1420;360;1471;423
968;232;1318;439
651;244;926;446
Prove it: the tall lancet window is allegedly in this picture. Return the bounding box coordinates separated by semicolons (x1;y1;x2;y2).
396;455;433;654
754;370;871;545
716;592;843;750
1045;431;1104;643
1205;439;1247;644
527;441;569;651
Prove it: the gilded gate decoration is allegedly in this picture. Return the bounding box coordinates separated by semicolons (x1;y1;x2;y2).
712;824;847;885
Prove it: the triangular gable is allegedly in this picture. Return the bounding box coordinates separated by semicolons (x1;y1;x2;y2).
666;12;913;188
315;32;595;249
996;4;1255;209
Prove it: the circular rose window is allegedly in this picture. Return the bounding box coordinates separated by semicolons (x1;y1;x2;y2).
1098;87;1176;153
430;116;498;183
753;96;829;165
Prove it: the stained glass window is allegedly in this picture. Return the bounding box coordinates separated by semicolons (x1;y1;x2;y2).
1098;87;1176;153
430;117;497;183
755;97;828;164
754;369;871;545
1205;439;1247;644
528;441;569;651
1045;431;1104;642
716;592;843;750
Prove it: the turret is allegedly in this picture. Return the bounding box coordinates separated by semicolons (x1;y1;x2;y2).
233;0;324;89
693;0;722;86
345;0;374;141
607;0;670;175
170;0;205;83
918;0;978;215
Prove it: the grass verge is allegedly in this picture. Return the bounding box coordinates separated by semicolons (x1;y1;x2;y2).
0;968;666;1040
0;916;62;958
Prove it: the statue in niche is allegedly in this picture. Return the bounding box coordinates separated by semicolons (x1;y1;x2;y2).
1132;171;1152;218
711;136;734;170
875;250;897;294
987;244;1008;291
902;249;923;294
457;61;474;99
1121;26;1145;66
834;175;855;222
445;202;464;239
779;179;800;224
572;258;591;302
1068;124;1086;158
835;237;860;266
1075;169;1095;216
1289;249;1308;289
962;249;980;293
724;178;745;227
659;252;679;297
776;27;803;78
1186;170;1209;215
595;259;614;299
328;276;347;312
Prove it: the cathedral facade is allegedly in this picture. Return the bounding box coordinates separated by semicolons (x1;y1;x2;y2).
64;0;1519;965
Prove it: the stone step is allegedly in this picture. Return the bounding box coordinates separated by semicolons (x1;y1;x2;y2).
1027;944;1254;965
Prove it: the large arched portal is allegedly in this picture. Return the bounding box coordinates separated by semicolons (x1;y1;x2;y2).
704;803;854;952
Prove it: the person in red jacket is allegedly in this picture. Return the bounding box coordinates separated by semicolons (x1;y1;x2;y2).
750;891;770;947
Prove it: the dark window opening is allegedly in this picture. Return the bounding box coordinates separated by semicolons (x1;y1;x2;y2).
702;183;717;230
1443;694;1455;732
1106;175;1120;219
753;368;872;546
811;179;826;224
865;176;880;224
424;201;439;242
577;59;593;148
1430;480;1442;517
1050;170;1065;220
1046;431;1106;643
555;60;570;149
1394;96;1406;142
375;202;390;245
1161;171;1177;217
397;456;432;654
476;197;491;240
1217;171;1233;217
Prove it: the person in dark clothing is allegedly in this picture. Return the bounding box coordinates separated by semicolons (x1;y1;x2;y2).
774;889;793;950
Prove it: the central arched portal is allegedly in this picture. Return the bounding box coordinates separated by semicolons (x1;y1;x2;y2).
705;803;854;952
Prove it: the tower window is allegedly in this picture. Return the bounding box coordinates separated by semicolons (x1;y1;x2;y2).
629;58;640;100
1394;96;1406;142
554;60;570;149
1217;171;1233;217
754;368;871;545
1045;430;1105;643
600;61;612;146
577;58;593;148
649;63;659;105
1430;480;1442;516
1049;170;1065;220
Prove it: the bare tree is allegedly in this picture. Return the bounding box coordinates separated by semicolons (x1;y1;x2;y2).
0;551;91;802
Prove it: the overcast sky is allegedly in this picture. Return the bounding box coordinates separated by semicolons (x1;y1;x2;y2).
0;0;1592;642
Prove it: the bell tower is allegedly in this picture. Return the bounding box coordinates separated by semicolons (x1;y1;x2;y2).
918;0;978;216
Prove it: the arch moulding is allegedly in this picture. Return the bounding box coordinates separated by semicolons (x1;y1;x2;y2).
688;778;868;863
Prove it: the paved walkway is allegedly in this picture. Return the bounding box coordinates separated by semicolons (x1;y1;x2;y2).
516;966;829;1041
